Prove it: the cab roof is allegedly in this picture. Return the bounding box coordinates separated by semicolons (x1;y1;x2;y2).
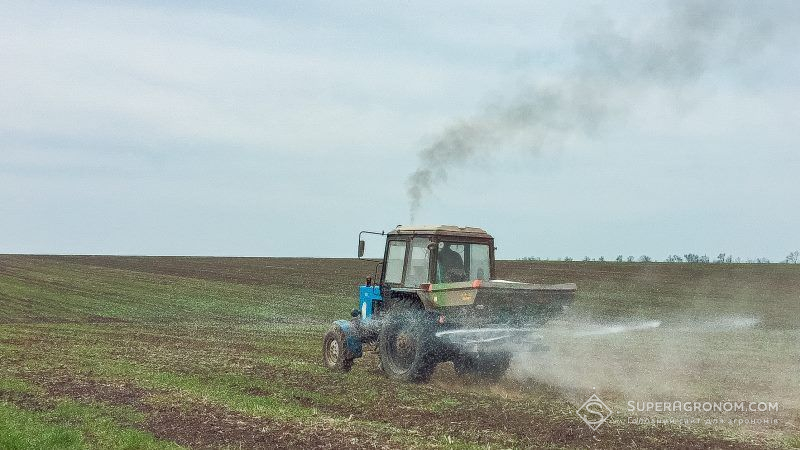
388;225;493;239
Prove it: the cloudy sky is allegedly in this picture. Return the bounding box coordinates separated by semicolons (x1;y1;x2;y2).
1;1;798;260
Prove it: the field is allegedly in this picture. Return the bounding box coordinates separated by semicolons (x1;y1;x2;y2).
0;255;798;449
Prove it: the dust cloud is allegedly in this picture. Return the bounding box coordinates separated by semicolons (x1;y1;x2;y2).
507;314;800;414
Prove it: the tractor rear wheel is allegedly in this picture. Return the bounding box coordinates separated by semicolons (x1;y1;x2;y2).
453;352;511;382
322;325;354;372
378;310;436;382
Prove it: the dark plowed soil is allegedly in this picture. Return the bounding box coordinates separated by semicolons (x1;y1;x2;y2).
0;390;49;412
40;255;374;295
2;255;793;449
19;327;769;449
144;405;391;450
23;372;397;449
285;378;767;450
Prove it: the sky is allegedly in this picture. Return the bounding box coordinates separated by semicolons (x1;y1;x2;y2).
1;0;798;260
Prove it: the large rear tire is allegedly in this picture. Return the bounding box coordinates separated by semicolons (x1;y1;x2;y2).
322;325;354;373
378;309;437;382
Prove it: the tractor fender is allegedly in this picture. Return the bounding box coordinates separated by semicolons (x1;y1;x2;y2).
334;319;363;359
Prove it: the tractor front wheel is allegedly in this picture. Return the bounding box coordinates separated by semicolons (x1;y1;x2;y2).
322;325;354;372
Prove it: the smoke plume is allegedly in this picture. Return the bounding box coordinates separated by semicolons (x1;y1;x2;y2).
407;1;777;219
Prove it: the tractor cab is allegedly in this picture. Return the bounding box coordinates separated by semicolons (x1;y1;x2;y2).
357;225;495;320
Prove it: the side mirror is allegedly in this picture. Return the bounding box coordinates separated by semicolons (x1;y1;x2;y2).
358;240;365;258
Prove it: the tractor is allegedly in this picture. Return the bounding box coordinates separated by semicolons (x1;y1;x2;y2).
322;225;576;382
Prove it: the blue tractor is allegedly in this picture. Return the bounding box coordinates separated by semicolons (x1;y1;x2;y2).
322;225;576;382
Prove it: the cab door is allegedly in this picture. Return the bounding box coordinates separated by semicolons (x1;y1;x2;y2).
381;239;408;287
403;237;432;288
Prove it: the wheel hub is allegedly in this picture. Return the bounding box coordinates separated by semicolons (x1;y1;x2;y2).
327;339;339;361
391;331;416;369
396;332;415;353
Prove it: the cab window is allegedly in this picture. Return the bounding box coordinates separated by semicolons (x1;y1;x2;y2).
404;237;431;287
437;242;491;282
468;244;491;280
384;240;407;284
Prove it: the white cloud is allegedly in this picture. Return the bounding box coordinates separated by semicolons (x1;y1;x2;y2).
0;1;518;157
0;1;797;257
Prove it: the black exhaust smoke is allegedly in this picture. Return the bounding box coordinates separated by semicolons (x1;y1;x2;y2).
407;0;782;220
